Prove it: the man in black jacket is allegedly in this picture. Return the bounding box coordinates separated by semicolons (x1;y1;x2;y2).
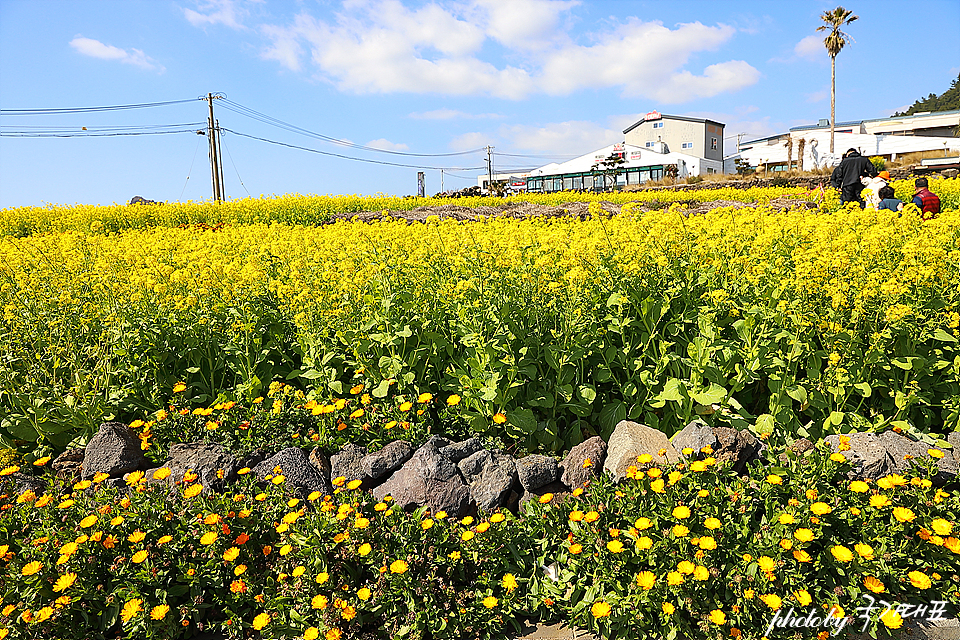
830;148;877;208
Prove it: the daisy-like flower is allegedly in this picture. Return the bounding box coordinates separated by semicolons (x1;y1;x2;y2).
252;612;271;630
53;572;77;592
150;604;169;620
120;598;143;623
591;601;611;618
390;559;408;574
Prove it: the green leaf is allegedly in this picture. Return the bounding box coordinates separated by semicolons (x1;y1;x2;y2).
785;385;807;403
852;382;872;398
507;408;538;434
933;328;958;342
658;378;685;402
754;414;776;437
598;401;627;435
577;384;597;404
372;379;391;398
691;382;726;405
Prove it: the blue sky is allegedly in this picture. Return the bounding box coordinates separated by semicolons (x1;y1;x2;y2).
1;0;958;207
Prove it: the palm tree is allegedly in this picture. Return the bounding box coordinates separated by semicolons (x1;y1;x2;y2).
817;7;858;155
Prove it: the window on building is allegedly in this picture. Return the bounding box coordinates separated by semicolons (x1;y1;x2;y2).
645;142;654;148
682;142;693;149
711;138;718;150
573;176;583;190
653;122;663;129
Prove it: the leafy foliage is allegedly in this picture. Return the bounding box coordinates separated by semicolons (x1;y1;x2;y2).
895;73;960;117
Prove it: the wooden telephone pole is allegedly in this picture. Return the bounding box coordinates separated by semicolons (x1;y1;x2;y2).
205;93;224;202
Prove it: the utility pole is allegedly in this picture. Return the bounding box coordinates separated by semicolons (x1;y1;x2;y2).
205;93;223;202
486;146;493;193
440;169;444;194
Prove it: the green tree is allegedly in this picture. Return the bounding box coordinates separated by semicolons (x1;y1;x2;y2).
590;152;625;192
817;6;858;155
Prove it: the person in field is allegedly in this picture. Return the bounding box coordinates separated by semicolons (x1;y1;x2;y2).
911;177;941;219
876;185;903;212
861;170;890;208
831;148;877;208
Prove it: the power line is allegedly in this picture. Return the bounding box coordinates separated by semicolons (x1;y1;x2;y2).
0;128;202;138
0;98;198;115
222;128;485;171
219;99;484;158
1;122;206;136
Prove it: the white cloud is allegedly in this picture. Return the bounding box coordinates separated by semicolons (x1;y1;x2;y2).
184;0;255;29
794;35;824;60
450;131;496;151
365;138;409;151
805;89;829;103
471;0;579;50
69;37;164;72
258;3;760;102
648;61;761;104
408;109;503;120
501;120;622;155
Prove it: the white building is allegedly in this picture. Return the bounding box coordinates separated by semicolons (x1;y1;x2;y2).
524;142;709;193
728;110;960;173
622;111;725;173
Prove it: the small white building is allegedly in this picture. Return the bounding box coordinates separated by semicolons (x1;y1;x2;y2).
524;142;709;193
728;110;960;173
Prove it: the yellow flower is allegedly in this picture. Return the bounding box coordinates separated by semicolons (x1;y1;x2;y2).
810;502;831;515
831;545;854;562
461;531;475;542
757;556;776;572
864;576;885;593
893;507;916;523
446;394;461;406
662;602;675;615
157;535;172;545
390;559;408;574
79;515;98;528
698;536;716;551
854;543;874;560
502;573;518;592
492;412;507;424
173;382;186;393
252;612;271;630
928;448;945;459
849;480;869;493
793;549;812;563
709;609;726;625
704;517;721;530
539;493;554;504
778;513;795;525
357;587;371;600
830;452;846;462
132;550;149;564
591;601;611;618
223;547;240;562
490;513;505;523
766;474;783;485
128;530;146;543
358;543;372;556
870;494;891;508
22;561;43;576
482;595;498;609
183;484;203;498
908;571;932;589
673;524;689;537
760;594;782;611
121;598;143;623
672;505;691;519
793;528;814;542
693;565;709;581
932;518;953;536
606;540;624;553
795;589;812;606
53;572;77;592
417;392;433;403
667;571;684;586
280;544;292;556
312;594;328;609
636;571;656;590
150;604;169;620
637;536;653;550
200;532;218;545
881;608;904;629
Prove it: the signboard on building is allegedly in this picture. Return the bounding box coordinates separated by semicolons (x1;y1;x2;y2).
612;143;625;152
645;111;662;121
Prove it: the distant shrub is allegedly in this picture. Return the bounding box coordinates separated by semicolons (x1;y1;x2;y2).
870;155;886;172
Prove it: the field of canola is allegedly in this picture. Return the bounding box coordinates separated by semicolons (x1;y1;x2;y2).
1;178;960;456
3;179;960;640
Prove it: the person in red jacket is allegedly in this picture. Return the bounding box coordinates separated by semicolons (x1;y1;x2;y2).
911;177;941;219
